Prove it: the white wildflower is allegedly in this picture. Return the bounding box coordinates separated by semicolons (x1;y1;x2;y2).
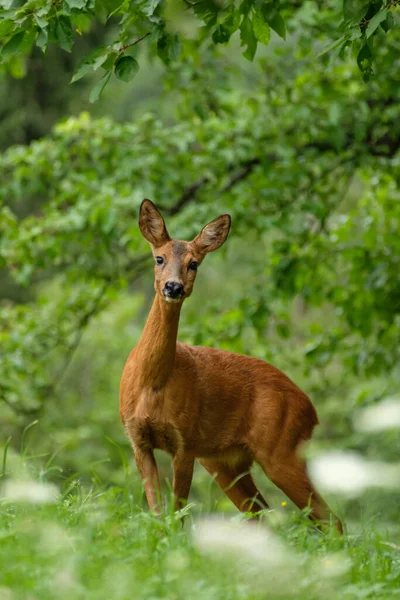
309;451;400;497
2;479;59;504
192;517;290;569
0;587;13;600
355;397;400;432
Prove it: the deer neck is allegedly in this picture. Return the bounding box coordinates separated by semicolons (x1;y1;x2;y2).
135;294;182;390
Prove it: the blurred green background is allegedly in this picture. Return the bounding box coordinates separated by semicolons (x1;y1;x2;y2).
1;0;400;537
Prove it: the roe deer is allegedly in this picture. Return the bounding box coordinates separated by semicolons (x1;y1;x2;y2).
120;199;342;533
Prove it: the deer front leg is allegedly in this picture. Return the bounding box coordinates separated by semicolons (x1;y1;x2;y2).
173;454;194;511
134;448;162;514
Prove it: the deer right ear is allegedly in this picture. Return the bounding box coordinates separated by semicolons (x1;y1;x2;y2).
139;199;170;247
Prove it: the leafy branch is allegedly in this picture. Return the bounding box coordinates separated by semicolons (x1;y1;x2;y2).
0;0;396;97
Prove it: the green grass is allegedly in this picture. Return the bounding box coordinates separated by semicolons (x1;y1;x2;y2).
1;479;399;600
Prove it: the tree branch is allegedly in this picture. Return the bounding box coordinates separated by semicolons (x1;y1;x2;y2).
51;284;109;391
158;175;210;215
221;158;262;193
120;32;150;53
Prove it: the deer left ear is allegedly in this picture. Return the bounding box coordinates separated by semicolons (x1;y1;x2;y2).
192;214;231;254
139;199;170;247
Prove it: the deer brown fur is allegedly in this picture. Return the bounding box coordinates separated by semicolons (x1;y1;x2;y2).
119;199;342;532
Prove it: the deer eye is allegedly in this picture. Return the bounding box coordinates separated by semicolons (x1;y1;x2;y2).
155;256;164;265
189;261;198;271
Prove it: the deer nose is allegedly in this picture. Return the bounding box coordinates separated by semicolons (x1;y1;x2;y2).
164;281;184;299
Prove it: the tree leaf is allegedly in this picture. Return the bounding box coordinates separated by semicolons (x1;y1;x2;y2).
223;6;241;35
380;11;394;33
70;62;95;83
0;19;14;38
139;0;161;17
252;11;270;46
343;0;369;22
36;28;48;53
65;0;87;8
157;32;181;64
89;70;111;102
1;31;25;56
34;14;48;29
55;16;73;52
239;0;255;16
212;25;231;45
101;52;117;70
357;42;373;81
240;16;257;61
366;9;387;38
317;35;346;58
70;47;109;83
267;11;286;40
114;55;139;82
168;34;181;61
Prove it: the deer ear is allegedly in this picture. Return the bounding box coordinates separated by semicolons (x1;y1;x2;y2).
192;214;231;254
139;199;170;247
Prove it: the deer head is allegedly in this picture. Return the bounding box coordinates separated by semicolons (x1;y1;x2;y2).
139;199;231;303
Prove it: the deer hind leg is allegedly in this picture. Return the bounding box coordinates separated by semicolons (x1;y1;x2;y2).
199;459;269;515
173;454;195;511
257;451;343;533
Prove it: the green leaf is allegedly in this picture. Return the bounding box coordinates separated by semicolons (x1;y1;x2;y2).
261;0;280;21
240;16;257;61
70;48;109;83
114;55;139;82
34;14;48;29
239;0;255;16
95;0;126;20
357;42;373;81
193;0;219;24
71;63;94;83
20;28;37;54
65;0;87;7
343;0;369;22
139;0;161;17
329;38;349;65
212;25;231;44
73;13;93;33
223;6;241;35
267;11;286;40
55;16;73;52
157;33;181;64
317;35;346;58
1;31;25;56
168;34;181;61
0;19;14;38
380;11;394;33
36;28;48;53
366;9;387;38
89;70;111;103
101;52;117;70
252;11;270;46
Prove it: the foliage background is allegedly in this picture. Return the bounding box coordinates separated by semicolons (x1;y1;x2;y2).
1;1;400;598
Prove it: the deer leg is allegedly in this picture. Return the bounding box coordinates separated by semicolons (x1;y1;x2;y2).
173;454;194;511
134;449;162;514
200;459;269;515
257;452;343;533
